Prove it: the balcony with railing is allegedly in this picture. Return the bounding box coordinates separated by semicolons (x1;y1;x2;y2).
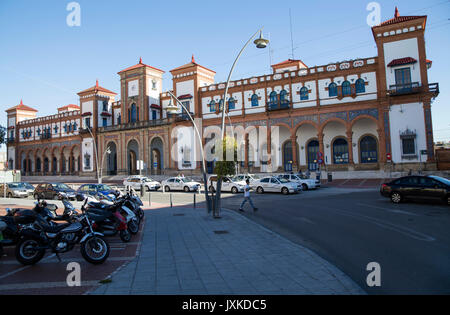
40;133;52;140
388;82;440;97
267;100;290;111
97;118;170;133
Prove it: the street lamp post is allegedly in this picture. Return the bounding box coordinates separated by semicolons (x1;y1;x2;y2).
85;126;101;184
100;147;111;184
165;92;212;214
215;28;269;216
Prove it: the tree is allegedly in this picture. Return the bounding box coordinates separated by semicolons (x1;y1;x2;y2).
212;136;237;217
0;126;6;145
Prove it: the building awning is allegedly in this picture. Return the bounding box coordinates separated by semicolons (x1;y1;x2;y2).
178;94;193;100
387;57;417;67
101;112;112;117
150;104;161;109
81;112;92;117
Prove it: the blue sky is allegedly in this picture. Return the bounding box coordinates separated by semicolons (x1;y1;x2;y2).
0;0;449;149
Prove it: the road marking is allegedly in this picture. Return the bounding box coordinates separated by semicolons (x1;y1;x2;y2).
356;203;420;216
295;217;316;225
0;254;56;280
331;208;436;242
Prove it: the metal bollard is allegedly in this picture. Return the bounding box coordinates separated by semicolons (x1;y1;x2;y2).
140;184;144;198
193;193;196;209
148;190;151;207
170;193;173;208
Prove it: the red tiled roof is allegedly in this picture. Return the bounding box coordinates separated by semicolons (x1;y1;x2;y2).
118;58;164;74
373;7;425;28
178;94;193;100
58;104;80;111
271;59;306;67
5;100;38;113
170;55;216;74
78;80;117;95
387;57;417;67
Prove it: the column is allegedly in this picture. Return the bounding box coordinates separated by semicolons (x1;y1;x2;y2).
346;129;354;164
291;135;298;172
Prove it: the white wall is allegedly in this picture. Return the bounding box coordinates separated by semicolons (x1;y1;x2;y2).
389;102;426;163
383;38;421;89
176;80;195;115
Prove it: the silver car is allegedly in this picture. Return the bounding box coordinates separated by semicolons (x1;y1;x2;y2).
123;176;161;191
252;176;300;195
0;183;29;198
161;177;201;192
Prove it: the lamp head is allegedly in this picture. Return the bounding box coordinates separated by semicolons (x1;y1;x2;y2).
254;30;269;49
165;97;179;114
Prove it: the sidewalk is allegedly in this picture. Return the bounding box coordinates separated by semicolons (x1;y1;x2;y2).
89;206;365;295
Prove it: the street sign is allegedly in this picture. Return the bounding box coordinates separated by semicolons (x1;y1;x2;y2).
386;153;392;161
153;162;158;168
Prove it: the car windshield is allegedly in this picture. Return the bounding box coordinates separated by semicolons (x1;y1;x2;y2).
8;183;24;189
298;175;309;179
278;178;290;183
23;183;34;189
143;178;155;182
98;184;112;190
53;183;70;190
429;176;450;186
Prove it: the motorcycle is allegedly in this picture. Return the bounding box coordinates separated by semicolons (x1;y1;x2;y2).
0;201;57;258
15;199;110;265
85;194;136;242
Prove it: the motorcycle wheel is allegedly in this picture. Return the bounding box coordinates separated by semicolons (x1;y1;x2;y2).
15;238;46;265
138;208;145;220
119;229;131;242
80;236;110;265
128;219;139;235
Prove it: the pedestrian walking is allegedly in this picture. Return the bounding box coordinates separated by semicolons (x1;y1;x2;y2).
239;179;258;212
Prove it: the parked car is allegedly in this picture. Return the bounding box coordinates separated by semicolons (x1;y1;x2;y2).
232;174;261;183
22;182;36;196
208;175;246;194
380;175;450;204
0;183;29;198
76;184;117;201
278;174;317;191
33;183;76;200
252;176;300;195
161;177;201;192
123;176;161;191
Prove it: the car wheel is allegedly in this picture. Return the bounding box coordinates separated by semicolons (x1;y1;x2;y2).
184;186;190;193
281;187;289;195
256;187;264;194
164;186;170;192
390;192;402;204
7;192;12;198
231;187;238;194
302;184;308;191
209;186;215;193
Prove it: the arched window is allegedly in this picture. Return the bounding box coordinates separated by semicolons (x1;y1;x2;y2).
300;87;309;100
280;90;288;104
355;78;365;93
328;83;338;97
342;81;351;96
269;91;278;104
130;103;137;123
332;138;349;164
228;98;235;110
251;94;259;107
209;100;216;112
219;99;224;112
360;135;378;163
307;140;320;171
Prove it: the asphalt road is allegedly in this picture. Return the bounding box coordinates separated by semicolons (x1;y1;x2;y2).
219;188;450;295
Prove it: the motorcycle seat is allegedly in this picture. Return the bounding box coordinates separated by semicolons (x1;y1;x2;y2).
43;223;71;233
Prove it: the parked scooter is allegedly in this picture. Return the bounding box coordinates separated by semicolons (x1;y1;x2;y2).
85;194;137;242
15;199;110;265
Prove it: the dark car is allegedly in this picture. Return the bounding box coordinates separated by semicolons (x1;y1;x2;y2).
76;184;117;201
380;175;450;204
33;183;76;201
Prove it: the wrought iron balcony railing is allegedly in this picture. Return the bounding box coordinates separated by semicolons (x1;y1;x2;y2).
97;118;170;133
267;100;290;111
388;82;439;97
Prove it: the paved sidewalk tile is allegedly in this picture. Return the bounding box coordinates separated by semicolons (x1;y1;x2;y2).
90;207;365;295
